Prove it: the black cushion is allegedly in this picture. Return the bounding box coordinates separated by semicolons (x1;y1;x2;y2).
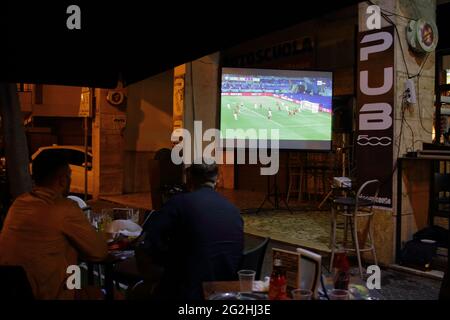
333;197;373;207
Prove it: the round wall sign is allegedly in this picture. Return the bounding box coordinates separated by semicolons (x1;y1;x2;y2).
406;19;438;53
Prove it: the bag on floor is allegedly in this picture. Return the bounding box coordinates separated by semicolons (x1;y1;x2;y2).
400;239;437;271
413;226;449;248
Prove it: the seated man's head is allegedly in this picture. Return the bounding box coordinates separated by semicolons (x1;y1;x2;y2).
32;151;71;197
187;159;218;190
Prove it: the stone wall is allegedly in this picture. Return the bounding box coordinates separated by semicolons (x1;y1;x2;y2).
92;89;126;197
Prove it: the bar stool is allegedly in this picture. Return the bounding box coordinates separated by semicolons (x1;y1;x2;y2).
329;179;380;279
286;153;306;203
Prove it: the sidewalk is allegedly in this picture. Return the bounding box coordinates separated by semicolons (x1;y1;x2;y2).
99;192;152;210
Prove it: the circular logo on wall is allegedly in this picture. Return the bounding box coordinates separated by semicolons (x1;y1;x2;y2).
106;90;126;106
407;19;438;53
421;23;434;47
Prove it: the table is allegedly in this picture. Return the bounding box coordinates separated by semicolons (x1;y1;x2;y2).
85;250;135;300
203;281;269;300
322;275;383;300
203;276;383;300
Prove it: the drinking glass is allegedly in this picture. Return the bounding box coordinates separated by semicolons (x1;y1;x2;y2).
329;289;350;300
291;289;313;300
237;270;255;293
128;209;140;224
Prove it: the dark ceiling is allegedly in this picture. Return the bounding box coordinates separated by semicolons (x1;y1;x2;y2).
437;2;450;50
0;1;363;88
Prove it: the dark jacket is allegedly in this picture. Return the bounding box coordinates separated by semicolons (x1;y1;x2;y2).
143;186;244;300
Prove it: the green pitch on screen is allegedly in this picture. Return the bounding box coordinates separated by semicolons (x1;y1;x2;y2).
220;96;332;140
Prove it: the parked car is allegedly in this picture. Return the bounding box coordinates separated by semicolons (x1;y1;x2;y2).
31;145;93;195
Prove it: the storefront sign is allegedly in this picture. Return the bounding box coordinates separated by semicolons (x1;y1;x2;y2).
172;75;185;142
79;87;92;117
223;37;314;68
356;26;394;208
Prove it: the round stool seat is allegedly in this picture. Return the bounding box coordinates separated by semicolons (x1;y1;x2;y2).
333;197;373;207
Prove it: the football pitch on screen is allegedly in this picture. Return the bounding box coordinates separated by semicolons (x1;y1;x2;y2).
220;95;332;140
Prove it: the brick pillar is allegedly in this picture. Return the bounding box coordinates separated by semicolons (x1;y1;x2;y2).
92;88;127;198
174;53;234;189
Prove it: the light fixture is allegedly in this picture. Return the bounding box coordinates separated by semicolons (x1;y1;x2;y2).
106;90;126;106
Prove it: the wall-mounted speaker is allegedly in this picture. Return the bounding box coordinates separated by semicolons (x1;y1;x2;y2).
332;95;354;133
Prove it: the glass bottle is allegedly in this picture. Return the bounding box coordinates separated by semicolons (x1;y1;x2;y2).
268;255;288;300
333;250;350;290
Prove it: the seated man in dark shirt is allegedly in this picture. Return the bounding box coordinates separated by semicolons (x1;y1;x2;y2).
142;160;244;300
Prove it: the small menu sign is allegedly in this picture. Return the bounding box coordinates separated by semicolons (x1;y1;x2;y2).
272;248;301;290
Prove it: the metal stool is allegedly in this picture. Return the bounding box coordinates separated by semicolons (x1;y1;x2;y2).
330;179;380;278
286;153;305;203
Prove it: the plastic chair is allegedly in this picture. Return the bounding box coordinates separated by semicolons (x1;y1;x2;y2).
296;248;322;299
67;195;92;220
240;237;270;280
330;179;380;278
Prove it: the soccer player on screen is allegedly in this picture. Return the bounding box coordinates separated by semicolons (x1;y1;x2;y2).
267;108;272;120
233;110;238;121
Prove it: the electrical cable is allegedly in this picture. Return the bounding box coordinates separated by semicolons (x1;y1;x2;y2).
377;95;408;189
410;53;430;79
380;11;411;78
366;0;417;21
403;113;415;151
371;4;433;144
416;73;434;135
361;1;433;194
